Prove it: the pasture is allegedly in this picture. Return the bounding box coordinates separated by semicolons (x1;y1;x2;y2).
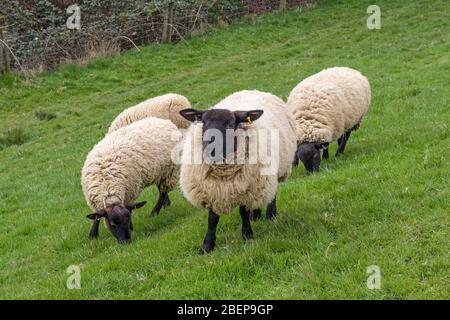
0;0;448;299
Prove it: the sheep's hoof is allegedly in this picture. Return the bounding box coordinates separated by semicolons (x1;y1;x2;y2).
242;228;253;240
150;209;160;216
200;242;215;254
250;209;262;221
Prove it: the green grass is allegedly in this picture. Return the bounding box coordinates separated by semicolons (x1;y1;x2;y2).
0;0;449;299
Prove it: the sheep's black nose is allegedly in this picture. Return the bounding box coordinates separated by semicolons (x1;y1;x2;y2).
118;238;131;244
308;167;320;173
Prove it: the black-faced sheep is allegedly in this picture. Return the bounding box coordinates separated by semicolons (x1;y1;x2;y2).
81;117;182;243
288;67;371;172
179;90;297;252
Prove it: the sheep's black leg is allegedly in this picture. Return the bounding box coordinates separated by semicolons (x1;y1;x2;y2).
351;123;360;131
266;196;277;220
343;131;352;152
130;218;133;231
335;135;344;156
200;209;220;253
88;219;100;240
250;208;262;221
251;208;262;221
292;152;299;167
335;131;351;157
240;206;254;240
151;191;169;216
337;136;343;151
163;194;171;207
322;143;330;160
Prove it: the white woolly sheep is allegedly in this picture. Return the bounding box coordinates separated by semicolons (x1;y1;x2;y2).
82;117;182;243
108;93;191;133
287;67;371;172
179;90;297;252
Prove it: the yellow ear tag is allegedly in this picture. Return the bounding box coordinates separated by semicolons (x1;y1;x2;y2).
246;116;252;124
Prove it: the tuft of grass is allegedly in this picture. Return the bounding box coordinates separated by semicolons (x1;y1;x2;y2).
0;127;27;149
0;0;448;299
34;109;57;121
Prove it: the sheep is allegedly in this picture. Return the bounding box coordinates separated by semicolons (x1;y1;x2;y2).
287;67;371;172
82;117;182;243
108;93;191;133
179;90;297;253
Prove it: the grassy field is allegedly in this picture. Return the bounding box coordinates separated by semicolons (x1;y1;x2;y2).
0;0;448;299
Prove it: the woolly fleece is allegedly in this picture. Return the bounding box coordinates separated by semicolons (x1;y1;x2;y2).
287;67;371;143
108;93;191;133
82;117;182;211
180;90;297;214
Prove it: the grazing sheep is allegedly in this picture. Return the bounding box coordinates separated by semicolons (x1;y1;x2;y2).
82;117;182;243
108;93;191;133
288;67;371;172
179;90;297;252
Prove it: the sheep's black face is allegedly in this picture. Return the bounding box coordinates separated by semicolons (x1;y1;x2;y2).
180;108;264;163
105;206;133;243
201;110;237;162
86;201;146;244
297;142;321;173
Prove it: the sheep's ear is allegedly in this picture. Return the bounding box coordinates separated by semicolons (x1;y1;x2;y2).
86;210;106;220
125;201;147;210
180;109;204;122
315;143;327;150
234;110;264;124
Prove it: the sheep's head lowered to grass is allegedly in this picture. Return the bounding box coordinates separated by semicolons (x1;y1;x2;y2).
86;201;146;243
296;142;322;173
179;108;263;163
